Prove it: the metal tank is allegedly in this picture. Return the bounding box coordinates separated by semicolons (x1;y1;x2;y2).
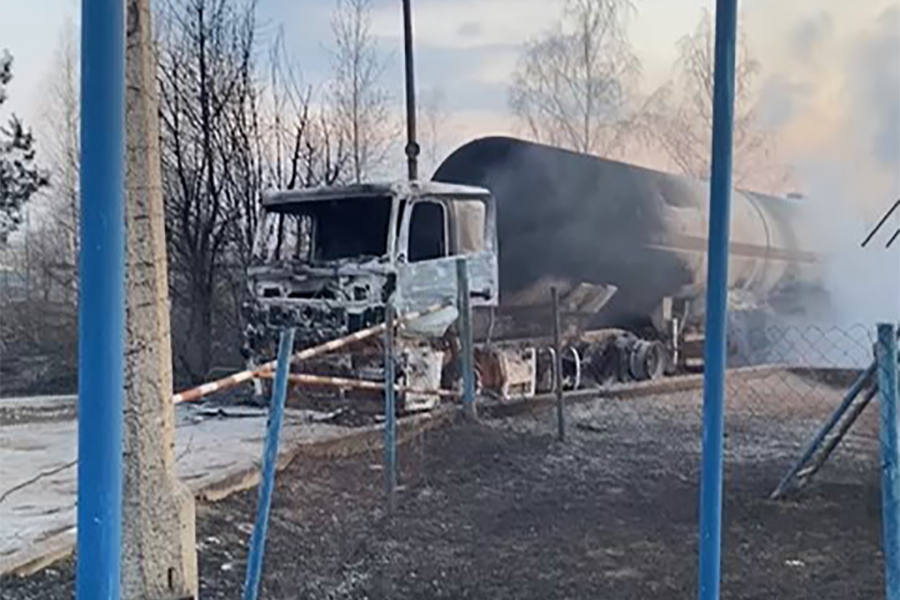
432;136;821;331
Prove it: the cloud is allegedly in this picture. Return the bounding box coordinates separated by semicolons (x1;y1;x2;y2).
457;22;483;39
749;2;899;214
847;5;900;171
0;0;78;120
764;3;900;324
789;11;833;64
369;0;558;49
756;75;814;130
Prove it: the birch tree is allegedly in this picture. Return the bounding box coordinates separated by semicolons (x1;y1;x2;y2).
509;0;641;156
644;9;791;193
329;0;394;182
419;85;447;177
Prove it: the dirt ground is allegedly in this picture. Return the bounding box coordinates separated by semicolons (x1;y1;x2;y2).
0;371;884;600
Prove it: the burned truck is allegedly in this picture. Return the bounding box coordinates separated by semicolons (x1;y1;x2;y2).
242;181;499;410
243;136;823;408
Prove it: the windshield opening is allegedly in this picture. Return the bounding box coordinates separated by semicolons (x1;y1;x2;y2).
254;195;392;263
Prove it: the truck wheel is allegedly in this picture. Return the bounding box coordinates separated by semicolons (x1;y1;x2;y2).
561;346;582;390
629;340;666;381
644;342;666;380
535;347;557;393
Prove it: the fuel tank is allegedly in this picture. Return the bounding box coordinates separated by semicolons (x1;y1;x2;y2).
433;136;821;328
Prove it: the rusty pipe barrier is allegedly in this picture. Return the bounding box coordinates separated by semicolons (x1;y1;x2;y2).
259;371;458;398
172;303;449;404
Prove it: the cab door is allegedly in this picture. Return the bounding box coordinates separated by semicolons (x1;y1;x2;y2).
394;197;498;317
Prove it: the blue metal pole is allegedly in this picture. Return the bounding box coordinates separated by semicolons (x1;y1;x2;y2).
456;258;476;418
242;327;296;600
770;362;877;499
76;0;125;598
384;297;397;514
697;2;739;600
877;323;899;600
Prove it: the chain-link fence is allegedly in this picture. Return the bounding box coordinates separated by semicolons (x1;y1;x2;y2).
487;320;892;598
209;320;891;599
1;321;895;600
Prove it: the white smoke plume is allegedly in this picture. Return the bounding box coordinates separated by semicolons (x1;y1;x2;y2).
730;3;899;369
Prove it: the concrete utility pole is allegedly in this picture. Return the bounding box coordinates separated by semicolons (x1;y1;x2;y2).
123;1;198;598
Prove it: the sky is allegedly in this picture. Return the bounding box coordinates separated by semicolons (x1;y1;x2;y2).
1;0;898;210
1;0;897;320
1;1;896;188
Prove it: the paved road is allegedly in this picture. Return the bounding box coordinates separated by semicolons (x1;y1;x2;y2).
0;398;352;573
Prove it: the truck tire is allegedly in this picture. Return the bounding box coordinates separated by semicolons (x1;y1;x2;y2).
629;340;666;381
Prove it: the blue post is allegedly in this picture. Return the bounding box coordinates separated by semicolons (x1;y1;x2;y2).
877;323;899;600
76;0;125;598
384;297;397;513
696;1;739;600
242;327;296;600
770;362;877;499
456;258;476;419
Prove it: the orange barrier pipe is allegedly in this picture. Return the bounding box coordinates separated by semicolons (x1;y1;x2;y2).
172;303;448;404
259;371;457;398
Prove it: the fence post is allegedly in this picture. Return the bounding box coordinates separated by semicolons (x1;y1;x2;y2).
770;362;877;499
384;297;397;515
242;327;296;600
551;287;565;441
77;0;125;598
799;385;879;488
456;258;477;419
877;323;899;600
697;1;739;599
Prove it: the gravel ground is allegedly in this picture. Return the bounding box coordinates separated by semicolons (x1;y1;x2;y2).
0;370;883;599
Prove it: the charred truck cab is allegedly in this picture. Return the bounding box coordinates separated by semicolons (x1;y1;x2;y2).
243;181;498;411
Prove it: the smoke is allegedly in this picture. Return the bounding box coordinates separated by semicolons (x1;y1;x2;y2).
849;6;900;183
801;4;900;328
802;160;900;327
762;4;900;322
733;4;900;369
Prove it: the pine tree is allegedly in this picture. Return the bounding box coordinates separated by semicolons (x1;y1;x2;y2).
0;51;49;244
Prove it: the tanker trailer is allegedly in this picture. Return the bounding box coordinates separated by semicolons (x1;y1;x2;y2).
241;137;822;410
432;136;822;385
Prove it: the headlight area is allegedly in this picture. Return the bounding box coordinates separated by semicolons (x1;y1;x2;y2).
242;297;394;363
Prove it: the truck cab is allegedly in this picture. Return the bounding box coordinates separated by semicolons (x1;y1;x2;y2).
242;180;498;409
246;180;497;340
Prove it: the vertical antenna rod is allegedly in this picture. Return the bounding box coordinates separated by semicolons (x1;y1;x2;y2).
402;0;419;180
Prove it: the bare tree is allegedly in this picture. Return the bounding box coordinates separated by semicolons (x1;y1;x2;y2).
218;31;351;353
0;25;80;396
0;229;79;393
509;0;641;157
38;18;80;287
419;85;447;177
329;0;394;182
644;9;791;193
267;31;349;195
156;0;354;384
156;0;258;383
